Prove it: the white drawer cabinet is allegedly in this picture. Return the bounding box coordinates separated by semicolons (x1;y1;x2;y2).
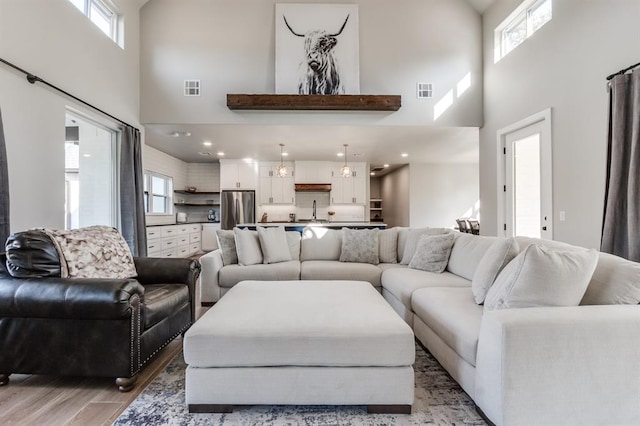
146;224;203;258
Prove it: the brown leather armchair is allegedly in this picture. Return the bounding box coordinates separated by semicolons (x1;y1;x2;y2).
0;255;200;391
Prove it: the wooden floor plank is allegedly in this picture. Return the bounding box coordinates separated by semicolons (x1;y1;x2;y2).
65;402;124;426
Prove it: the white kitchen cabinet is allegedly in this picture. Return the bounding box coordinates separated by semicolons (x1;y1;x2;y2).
330;163;366;204
220;160;258;189
294;161;331;184
259;163;295;204
146;223;202;257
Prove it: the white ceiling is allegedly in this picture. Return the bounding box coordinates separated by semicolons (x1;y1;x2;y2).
144;124;479;171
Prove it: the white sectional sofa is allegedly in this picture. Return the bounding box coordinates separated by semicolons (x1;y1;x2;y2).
198;226;640;425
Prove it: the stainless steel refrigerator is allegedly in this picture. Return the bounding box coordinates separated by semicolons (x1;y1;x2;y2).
221;190;256;230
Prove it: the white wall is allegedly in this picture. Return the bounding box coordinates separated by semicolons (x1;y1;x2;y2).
381;165;410;227
0;0;141;232
480;0;640;248
140;0;482;127
409;163;479;228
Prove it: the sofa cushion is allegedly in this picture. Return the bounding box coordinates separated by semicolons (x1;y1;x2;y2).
216;229;238;265
300;227;342;261
471;237;519;304
339;227;379;265
379;227;398;264
142;283;190;329
447;233;499;281
234;228;263;266
411;287;483;366
218;261;301;288
400;227;451;265
286;231;301;261
5;230;61;278
378;263;407;272
257;226;292;264
484;244;598;310
408;233;455;273
301;260;382;287
397;227;410;263
381;267;470;311
581;251;640;305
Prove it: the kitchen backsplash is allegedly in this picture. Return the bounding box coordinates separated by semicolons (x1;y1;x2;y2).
258;203;365;222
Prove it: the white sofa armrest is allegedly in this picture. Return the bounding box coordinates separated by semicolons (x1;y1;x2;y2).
475;305;640;426
199;249;224;304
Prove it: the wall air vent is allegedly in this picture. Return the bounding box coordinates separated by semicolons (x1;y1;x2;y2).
184;80;201;96
417;82;433;99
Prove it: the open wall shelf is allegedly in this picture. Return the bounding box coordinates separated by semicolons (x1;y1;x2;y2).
227;94;401;111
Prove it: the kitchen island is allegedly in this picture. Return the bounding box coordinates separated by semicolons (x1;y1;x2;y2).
240;222;386;232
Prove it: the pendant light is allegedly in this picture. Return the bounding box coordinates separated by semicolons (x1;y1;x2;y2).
275;144;288;177
340;144;351;178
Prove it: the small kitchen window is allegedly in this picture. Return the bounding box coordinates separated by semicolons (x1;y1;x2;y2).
144;171;173;215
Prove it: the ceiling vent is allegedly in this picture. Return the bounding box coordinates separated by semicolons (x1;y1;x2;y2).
416;82;433;99
371;166;385;172
184;80;201;96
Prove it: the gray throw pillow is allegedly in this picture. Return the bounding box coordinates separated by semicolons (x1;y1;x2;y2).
234;228;263;266
257;226;292;264
400;227;451;265
471;237;519;304
408;233;455;273
378;227;398;264
339;227;379;265
215;229;238;265
484;244;598;311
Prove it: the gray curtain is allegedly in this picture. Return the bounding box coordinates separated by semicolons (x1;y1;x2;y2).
120;126;147;256
0;106;9;252
601;71;640;261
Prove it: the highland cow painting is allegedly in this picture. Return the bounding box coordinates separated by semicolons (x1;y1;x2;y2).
275;4;360;95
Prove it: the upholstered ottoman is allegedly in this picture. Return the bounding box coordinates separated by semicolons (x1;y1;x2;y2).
184;280;415;413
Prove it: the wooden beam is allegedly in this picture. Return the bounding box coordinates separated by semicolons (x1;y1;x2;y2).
227;94;401;111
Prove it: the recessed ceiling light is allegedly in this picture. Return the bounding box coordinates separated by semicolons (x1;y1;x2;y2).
383;164;390;168
203;141;212;146
370;172;375;176
243;158;253;163
169;131;191;137
282;152;289;157
337;152;344;157
401;153;409;157
198;151;212;156
217;152;225;156
83;154;91;157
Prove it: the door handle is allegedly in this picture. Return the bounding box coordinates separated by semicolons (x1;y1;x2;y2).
542;226;547;231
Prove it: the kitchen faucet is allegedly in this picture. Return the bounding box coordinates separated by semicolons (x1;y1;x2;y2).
312;200;317;222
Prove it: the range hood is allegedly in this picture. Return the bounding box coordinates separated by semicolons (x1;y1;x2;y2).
294;184;332;192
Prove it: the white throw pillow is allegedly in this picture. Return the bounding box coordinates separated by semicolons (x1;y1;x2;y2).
233;228;263;266
471;237;519;304
484;244;599;311
400;227;451;265
378;227;398;264
257;226;292;264
215;229;238;265
580;251;640;305
339;228;379;265
408;233;455;273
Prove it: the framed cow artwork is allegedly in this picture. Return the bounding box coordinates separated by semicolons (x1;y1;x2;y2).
275;3;360;95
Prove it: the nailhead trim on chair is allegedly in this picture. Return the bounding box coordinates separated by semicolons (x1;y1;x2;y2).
129;294;141;377
138;321;192;369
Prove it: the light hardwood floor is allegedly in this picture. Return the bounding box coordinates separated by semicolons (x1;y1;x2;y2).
0;338;182;426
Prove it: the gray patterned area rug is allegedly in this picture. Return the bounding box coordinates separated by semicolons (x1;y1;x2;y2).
114;344;486;425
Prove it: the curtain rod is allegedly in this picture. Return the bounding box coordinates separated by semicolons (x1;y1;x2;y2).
0;57;138;131
606;61;640;81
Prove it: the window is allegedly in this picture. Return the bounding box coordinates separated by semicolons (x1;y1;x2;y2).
68;0;121;45
495;0;552;62
65;112;117;230
144;171;173;215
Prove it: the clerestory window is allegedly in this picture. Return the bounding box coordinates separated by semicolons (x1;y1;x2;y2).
67;0;122;47
494;0;552;63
